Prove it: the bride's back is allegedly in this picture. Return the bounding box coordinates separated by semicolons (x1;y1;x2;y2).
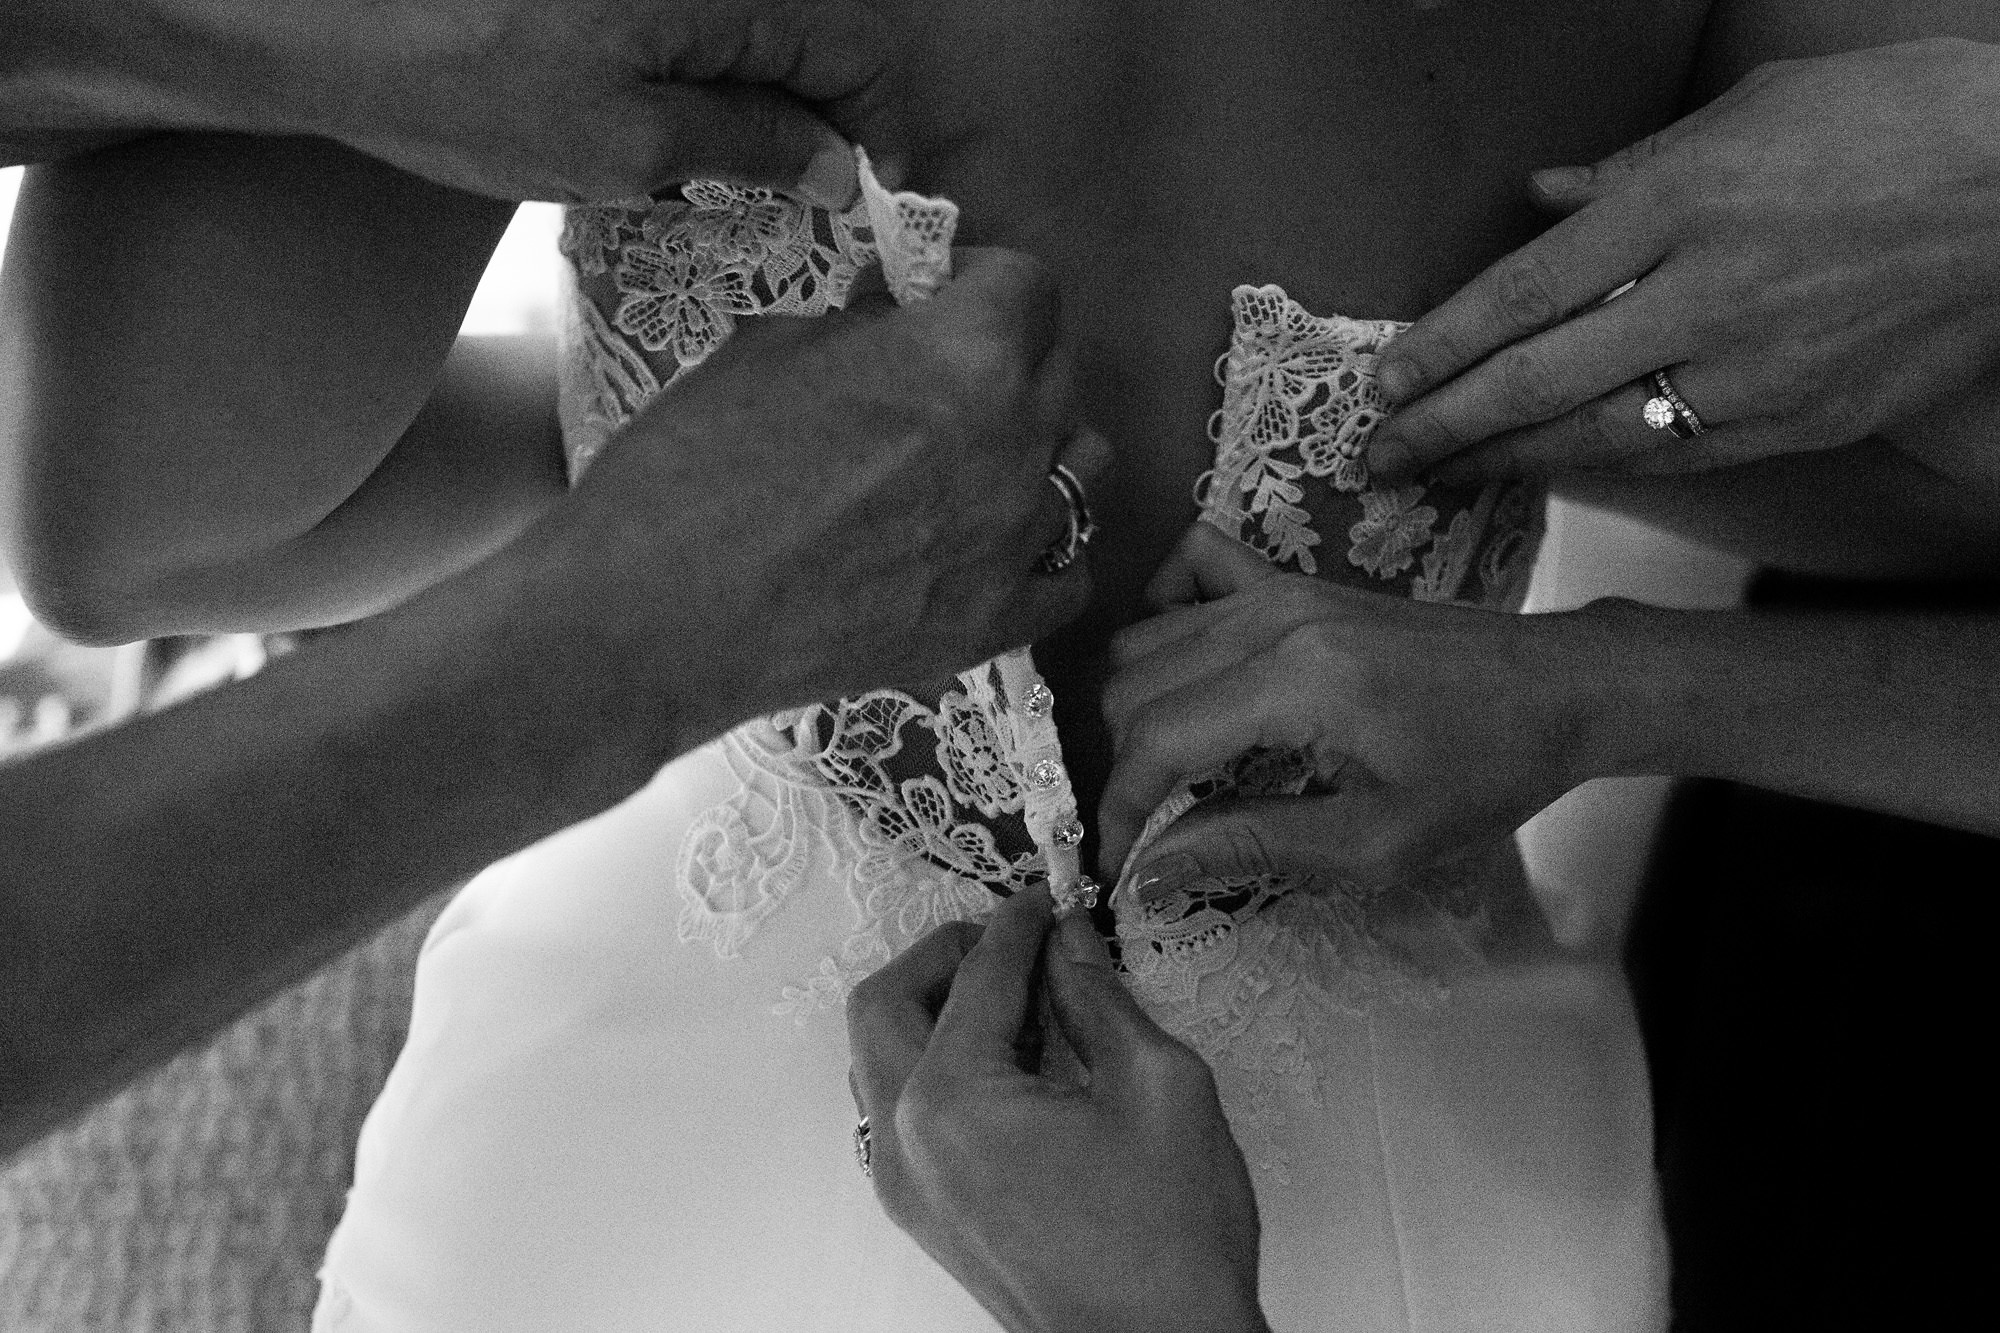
887;0;1712;788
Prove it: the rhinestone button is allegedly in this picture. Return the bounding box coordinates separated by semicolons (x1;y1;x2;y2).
1022;683;1054;719
1052;818;1084;848
1030;758;1062;790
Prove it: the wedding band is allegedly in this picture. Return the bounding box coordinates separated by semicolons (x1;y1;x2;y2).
1034;462;1099;574
1642;369;1705;439
853;1117;872;1177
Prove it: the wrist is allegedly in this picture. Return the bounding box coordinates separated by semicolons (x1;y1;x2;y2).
1549;597;1695;782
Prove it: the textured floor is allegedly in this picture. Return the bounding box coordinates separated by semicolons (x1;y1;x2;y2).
0;894;448;1333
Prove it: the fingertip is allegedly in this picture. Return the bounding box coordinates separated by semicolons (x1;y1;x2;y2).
1051;911;1113;971
1377;358;1421;406
1366;432;1415;485
1529;164;1594;202
794;133;859;210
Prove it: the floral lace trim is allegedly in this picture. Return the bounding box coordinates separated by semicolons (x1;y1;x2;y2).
554;153;1088;1014
1117;283;1545;1167
1196;283;1540;606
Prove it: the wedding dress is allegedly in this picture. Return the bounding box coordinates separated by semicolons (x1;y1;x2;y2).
312;159;1666;1333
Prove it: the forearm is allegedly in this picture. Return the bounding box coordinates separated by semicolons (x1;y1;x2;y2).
0;554;687;1158
108;334;569;635
0;1;276;162
0;134;516;641
1584;598;2000;836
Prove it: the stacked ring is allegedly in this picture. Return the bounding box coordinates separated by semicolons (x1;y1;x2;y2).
1035;461;1100;573
1641;368;1705;440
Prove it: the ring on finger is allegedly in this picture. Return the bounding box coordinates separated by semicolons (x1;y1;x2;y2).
1640;368;1705;439
1035;459;1099;574
853;1116;873;1177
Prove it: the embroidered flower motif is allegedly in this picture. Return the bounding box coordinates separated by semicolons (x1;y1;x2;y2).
928;690;1024;819
559;206;628;276
611;241;759;366
1347;486;1439;578
678;180;807;267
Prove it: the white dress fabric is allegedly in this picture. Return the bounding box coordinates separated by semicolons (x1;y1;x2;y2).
313;162;1666;1333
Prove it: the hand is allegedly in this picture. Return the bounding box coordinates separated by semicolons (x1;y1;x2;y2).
490;247;1106;758
847;884;1269;1333
1097;524;1625;888
1367;38;2000;484
9;0;903;203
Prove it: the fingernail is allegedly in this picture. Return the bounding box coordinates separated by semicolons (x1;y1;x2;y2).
1132;852;1205;905
1368;435;1407;480
1378;361;1418;404
795;139;859;211
1531;165;1591;196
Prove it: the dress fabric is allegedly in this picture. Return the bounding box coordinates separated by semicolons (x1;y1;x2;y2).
313;165;1667;1333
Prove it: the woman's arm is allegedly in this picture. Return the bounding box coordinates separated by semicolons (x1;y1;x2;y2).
0;132;546;641
1096;524;2000;887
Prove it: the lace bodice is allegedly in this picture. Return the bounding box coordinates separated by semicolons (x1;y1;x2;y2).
554;151;1541;1045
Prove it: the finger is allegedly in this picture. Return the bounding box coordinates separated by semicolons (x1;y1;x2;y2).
645;1;901;206
1041;912;1180;1086
1527;81;1746;214
1033;347;1083;445
628;83;857;207
846;919;986;1122
942;247;1061;365
1369;279;1689;481
1370;185;1671;420
1144;521;1281;609
929;883;1058;1064
1107;599;1226;673
1130;785;1414;894
1429;359;1735;485
1096;657;1323;884
1103;602;1301;750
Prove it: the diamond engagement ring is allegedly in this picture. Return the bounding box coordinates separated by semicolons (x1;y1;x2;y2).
1034;462;1099;574
1641;369;1705;439
853;1117;872;1177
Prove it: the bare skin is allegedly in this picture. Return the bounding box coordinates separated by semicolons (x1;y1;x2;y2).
0;0;897;203
11;0;1996;840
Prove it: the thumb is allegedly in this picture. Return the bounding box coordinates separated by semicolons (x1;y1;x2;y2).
642;83;859;208
1042;913;1172;1079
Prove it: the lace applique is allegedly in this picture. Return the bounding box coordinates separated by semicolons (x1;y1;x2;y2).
555;153;1090;1011
556;284;661;481
1197;284;1541;606
1118;282;1548;1168
856;148;959;304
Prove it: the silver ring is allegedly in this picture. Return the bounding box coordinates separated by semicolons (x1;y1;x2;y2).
1642;369;1704;439
1034;462;1098;574
853;1116;872;1177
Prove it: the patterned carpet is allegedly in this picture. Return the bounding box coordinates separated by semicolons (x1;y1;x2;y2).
0;894;448;1332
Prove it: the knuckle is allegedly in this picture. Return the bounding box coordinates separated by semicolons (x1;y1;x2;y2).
1558;395;1631;464
1219;818;1280;878
1494;347;1569;421
1491;255;1563;331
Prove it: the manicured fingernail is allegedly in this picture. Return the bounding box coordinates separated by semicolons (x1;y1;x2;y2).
795;139;859;211
1133;852;1205;904
1378;361;1418;404
1531;165;1591;195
